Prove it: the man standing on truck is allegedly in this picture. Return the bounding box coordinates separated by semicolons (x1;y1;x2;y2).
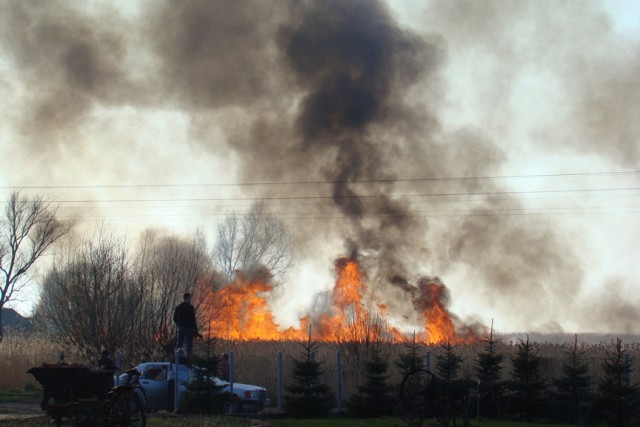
173;292;198;360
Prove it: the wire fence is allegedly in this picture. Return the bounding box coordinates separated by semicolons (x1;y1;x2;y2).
3;333;640;416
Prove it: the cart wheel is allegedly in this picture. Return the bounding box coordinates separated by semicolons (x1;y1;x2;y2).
399;369;439;427
108;390;147;427
59;402;100;427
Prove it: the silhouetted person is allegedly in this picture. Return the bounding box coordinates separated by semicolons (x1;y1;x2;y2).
98;349;116;370
173;292;198;360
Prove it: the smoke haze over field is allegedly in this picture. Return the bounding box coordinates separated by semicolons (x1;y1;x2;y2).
1;0;639;334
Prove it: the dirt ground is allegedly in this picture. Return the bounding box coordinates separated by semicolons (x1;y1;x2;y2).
0;402;45;424
0;402;41;415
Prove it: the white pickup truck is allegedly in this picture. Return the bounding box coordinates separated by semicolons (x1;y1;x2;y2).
123;362;270;413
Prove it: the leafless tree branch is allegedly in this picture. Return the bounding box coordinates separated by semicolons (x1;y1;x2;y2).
0;191;73;341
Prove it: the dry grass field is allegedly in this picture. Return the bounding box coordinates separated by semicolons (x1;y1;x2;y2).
1;329;639;399
0;329;85;391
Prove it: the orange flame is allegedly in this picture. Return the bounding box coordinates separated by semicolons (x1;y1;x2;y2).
202;258;480;344
410;278;454;343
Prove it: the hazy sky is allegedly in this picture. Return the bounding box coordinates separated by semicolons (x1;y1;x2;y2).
1;0;639;335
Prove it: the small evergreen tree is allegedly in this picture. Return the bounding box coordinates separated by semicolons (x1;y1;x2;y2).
348;345;395;417
284;334;333;417
594;339;640;427
192;334;219;375
506;336;547;421
181;335;227;414
553;334;593;425
435;341;463;381
436;341;471;427
395;333;425;381
475;324;505;418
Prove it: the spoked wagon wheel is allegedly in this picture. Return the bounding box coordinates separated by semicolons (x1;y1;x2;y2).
107;390;147;427
399;368;439;427
58;402;100;427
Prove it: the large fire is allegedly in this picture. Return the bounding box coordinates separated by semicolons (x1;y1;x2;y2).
200;257;481;344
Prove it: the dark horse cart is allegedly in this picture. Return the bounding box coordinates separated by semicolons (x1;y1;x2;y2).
28;365;146;426
400;368;472;427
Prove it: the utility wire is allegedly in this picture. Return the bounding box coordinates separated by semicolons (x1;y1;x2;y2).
28;186;640;204
4;171;640;223
1;170;638;189
58;207;640;222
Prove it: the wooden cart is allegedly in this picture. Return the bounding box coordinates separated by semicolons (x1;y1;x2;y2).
28;365;146;427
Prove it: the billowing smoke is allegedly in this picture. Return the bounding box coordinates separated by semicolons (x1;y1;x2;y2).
148;0;288;111
1;0;639;333
1;1;133;148
277;0;438;284
225;0;584;334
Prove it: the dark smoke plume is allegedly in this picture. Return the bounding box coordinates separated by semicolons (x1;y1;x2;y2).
273;1;449;322
259;0;586;332
277;0;440;270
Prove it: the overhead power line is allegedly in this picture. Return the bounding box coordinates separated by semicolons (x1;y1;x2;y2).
57;206;640;223
27;186;640;204
3;170;639;223
1;170;638;190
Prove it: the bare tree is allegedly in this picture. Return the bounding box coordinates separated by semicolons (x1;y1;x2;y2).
213;202;293;283
38;228;217;361
0;191;73;341
38;228;139;358
134;230;214;359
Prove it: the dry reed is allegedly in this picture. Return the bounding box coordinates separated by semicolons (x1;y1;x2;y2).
2;331;639;399
0;329;67;390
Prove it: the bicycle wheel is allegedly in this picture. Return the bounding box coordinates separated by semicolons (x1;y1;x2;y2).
399;369;439;427
107;389;147;427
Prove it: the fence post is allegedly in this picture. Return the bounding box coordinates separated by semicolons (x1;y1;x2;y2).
625;353;631;386
426;351;430;371
336;350;342;412
229;351;234;397
173;350;180;413
115;351;121;386
277;351;283;413
477;378;481;423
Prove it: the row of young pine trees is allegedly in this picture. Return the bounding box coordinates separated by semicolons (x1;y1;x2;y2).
181;333;639;426
282;333;639;426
